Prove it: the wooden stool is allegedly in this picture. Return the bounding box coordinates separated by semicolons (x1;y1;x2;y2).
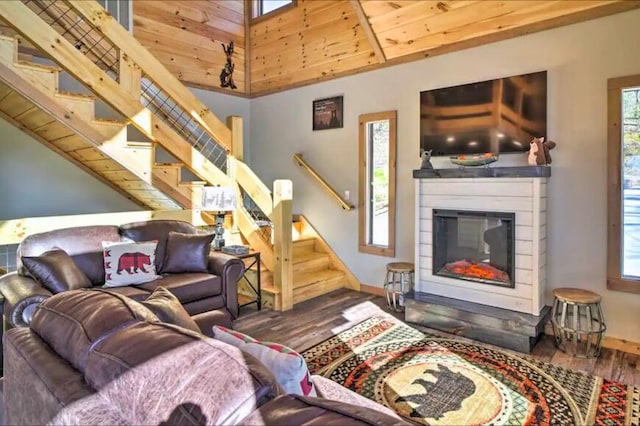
383;262;414;312
551;288;606;358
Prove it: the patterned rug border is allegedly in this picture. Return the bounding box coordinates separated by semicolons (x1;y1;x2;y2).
302;315;640;426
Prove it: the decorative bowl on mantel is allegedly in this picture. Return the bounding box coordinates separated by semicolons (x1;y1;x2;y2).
450;153;499;167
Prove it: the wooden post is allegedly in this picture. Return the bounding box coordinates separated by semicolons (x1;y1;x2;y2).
119;50;141;97
227;115;243;234
273;180;293;311
227;116;243;160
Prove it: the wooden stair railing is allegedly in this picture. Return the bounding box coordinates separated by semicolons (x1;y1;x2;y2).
68;0;232;152
293;153;355;210
0;0;295;310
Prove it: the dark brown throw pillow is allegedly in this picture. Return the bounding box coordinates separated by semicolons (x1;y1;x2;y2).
22;249;92;293
162;231;214;274
141;286;200;333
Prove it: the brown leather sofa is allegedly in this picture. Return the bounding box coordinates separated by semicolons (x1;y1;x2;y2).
0;220;245;329
3;290;408;425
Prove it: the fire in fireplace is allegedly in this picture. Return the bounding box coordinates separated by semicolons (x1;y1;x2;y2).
432;209;515;288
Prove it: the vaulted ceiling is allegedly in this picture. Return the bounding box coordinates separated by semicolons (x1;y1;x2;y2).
131;0;640;97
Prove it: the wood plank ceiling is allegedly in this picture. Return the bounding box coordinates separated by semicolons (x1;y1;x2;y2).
132;0;246;94
132;0;640;97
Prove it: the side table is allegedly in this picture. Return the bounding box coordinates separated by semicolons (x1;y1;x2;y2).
233;251;262;311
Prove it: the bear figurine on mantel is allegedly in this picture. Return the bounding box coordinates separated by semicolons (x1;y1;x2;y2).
527;137;557;166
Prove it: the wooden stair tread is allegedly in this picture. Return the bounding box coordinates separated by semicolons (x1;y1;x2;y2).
126;140;153;148
293;236;315;244
293;250;329;264
15;60;61;73
154;162;182;169
293;275;345;304
293;268;345;290
92;118;125;126
55;91;95;102
179;180;206;187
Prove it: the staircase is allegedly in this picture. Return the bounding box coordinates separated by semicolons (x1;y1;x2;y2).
0;35;205;210
0;0;360;311
243;216;358;310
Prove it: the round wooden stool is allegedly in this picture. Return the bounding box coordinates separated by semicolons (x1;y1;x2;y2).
550;288;606;358
383;262;415;312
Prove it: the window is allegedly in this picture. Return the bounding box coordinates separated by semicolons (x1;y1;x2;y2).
252;0;296;21
607;74;640;293
359;111;397;257
98;0;131;32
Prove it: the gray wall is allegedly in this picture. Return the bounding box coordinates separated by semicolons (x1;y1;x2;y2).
248;9;640;342
0;119;141;220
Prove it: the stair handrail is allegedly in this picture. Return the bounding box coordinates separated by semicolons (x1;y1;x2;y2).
293;153;354;211
67;0;232;152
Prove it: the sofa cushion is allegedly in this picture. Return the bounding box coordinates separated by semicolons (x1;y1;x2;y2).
119;220;197;272
162;231;215;273
103;285;151;302
17;225;120;282
141;286;200;333
22;249;91;293
138;273;221;304
30;289;158;373
213;326;316;397
102;241;159;287
71;252;109;286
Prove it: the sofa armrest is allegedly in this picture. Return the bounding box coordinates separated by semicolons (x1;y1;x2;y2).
192;309;233;336
0;272;53;328
207;252;245;320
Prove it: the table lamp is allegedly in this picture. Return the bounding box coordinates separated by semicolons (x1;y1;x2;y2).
202;186;236;251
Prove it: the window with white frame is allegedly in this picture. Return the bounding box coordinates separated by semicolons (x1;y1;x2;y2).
252;0;295;20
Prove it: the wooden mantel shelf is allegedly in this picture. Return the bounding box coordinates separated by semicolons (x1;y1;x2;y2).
413;166;551;179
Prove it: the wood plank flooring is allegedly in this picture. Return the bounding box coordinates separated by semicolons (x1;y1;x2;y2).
235;288;640;387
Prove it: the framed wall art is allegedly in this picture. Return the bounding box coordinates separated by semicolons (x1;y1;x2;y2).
313;96;343;130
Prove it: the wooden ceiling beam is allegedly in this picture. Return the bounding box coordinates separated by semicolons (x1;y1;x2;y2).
349;0;386;63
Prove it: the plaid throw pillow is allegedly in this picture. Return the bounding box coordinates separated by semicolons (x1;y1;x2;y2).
212;326;316;397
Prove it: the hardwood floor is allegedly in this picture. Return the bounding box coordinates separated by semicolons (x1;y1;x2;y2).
235;288;640;387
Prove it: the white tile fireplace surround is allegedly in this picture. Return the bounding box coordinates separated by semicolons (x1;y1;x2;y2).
414;167;549;316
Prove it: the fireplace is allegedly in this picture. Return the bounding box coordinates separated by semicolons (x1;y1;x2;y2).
409;167;551;352
412;168;549;315
433;209;515;288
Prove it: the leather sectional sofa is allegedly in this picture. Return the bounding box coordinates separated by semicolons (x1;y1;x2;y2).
2;290;408;425
0;220;245;329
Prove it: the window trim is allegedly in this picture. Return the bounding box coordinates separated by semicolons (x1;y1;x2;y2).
358;110;397;257
607;74;640;293
250;0;297;25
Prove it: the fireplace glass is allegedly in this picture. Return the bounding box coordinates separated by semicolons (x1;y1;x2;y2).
432;209;515;288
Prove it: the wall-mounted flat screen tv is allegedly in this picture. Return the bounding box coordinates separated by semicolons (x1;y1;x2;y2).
420;71;547;156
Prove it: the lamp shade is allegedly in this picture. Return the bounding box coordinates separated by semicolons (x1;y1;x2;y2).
202;186;236;211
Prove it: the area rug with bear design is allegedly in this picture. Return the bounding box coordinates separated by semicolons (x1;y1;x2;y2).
302;316;640;425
